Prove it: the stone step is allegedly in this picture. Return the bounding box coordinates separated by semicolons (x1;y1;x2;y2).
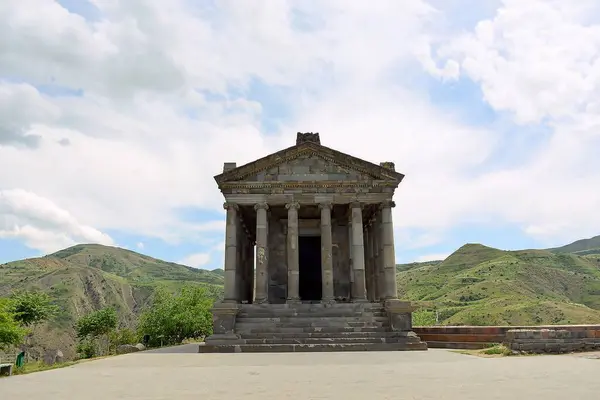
237;311;388;318
239;303;384;312
239;331;404;339
235;316;389;324
241;337;410;345
235;326;389;334
235;321;388;330
199;342;428;353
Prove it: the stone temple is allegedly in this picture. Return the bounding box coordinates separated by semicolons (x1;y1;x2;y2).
200;133;427;352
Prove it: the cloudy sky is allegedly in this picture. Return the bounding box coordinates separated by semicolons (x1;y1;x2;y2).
1;0;600;269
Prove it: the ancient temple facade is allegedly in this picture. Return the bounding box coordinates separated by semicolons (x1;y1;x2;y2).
202;133;426;352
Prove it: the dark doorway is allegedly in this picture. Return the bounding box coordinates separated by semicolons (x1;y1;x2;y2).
298;235;322;301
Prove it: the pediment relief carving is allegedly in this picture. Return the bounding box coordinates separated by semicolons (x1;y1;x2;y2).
216;144;402;187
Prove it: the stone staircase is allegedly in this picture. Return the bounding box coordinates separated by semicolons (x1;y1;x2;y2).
200;302;427;352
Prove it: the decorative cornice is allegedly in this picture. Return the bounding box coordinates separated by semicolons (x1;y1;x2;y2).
221;180;397;190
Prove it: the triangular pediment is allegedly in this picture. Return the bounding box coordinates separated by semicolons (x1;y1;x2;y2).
215;142;403;187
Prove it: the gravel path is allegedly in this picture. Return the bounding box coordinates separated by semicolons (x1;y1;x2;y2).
1;347;598;399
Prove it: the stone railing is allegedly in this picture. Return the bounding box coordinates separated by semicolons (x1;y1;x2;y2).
413;325;600;350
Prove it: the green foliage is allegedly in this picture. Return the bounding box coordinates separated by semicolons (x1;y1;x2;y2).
9;291;59;327
481;344;512;356
137;285;213;347
0;298;28;349
109;328;139;351
75;337;97;359
412;309;437;326
76;307;118;339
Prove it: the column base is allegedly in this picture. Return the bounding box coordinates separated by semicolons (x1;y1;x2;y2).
384;299;416;332
320;297;336;305
286;297;301;304
352;297;369;303
210;302;239;335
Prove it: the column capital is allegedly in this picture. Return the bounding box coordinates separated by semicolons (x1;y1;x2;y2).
223;202;239;211
318;202;333;210
350;201;363;209
254;202;269;211
285;201;300;210
380;200;396;209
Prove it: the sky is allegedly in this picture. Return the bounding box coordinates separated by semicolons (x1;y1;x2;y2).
1;0;600;269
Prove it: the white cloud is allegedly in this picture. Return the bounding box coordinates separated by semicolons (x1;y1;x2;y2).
422;0;600;244
136;242;144;250
0;0;599;258
179;252;211;269
0;189;114;253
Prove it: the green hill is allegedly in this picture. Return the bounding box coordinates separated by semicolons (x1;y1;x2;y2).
549;235;600;256
397;243;600;326
0;244;224;360
3;235;600;358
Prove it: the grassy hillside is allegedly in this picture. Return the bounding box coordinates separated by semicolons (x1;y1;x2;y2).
0;244;224;360
549;235;600;256
398;243;600;326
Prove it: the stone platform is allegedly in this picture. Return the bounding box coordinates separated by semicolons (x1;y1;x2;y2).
200;302;427;353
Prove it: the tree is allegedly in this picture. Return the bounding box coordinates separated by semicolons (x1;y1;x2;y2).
0;298;27;350
9;291;59;327
76;307;118;339
137;285;213;347
75;307;118;357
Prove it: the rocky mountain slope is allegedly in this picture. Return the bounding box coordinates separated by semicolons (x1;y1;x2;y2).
397;238;600;325
0;244;223;360
549;234;600;256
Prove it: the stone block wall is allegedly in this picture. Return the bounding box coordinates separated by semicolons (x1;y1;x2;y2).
413;325;600;351
506;328;600;353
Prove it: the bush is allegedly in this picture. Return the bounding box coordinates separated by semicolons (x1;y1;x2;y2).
109;328;139;352
481;344;512;356
76;338;97;359
137;285;213;347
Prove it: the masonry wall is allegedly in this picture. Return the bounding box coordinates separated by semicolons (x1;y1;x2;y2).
332;220;351;300
266;213;352;302
413;325;600;349
267;215;287;303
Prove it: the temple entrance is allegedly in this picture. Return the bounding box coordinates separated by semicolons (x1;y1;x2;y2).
298;235;322;301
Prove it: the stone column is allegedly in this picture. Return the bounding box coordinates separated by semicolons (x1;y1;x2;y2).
350;202;367;302
319;202;335;303
377;210;386;301
381;200;398;299
363;225;370;301
246;236;254;303
254;202;269;304
366;221;375;301
348;212;354;299
223;202;239;303
372;214;381;301
286;202;301;303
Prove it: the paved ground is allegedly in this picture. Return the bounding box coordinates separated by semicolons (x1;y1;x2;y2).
1;346;599;399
